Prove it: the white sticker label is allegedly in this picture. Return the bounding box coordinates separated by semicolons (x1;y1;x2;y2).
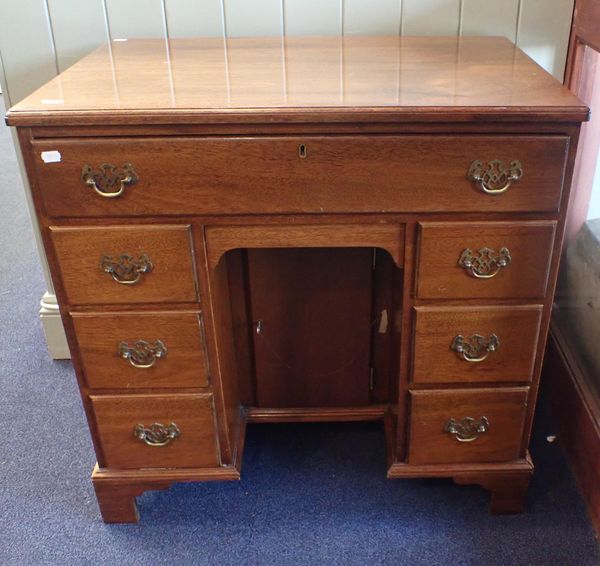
40;99;64;105
113;38;128;42
41;150;61;164
378;309;388;334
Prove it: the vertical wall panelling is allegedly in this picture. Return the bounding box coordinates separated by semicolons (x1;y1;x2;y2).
0;46;8;101
517;0;574;80
461;0;520;42
0;3;60;347
284;0;342;36
47;0;110;72
343;0;402;35
0;0;58;103
164;0;224;38
104;0;166;39
0;0;60;292
402;0;461;36
224;0;283;37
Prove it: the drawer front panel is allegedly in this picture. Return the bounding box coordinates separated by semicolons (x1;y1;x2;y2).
73;311;209;389
91;394;219;469
416;221;556;299
412;305;543;384
32;135;568;217
408;388;528;465
50;225;198;305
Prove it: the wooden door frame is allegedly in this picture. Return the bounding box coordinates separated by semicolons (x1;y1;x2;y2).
548;0;600;535
565;0;600;85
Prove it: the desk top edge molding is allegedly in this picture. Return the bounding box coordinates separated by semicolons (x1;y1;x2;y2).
5;36;588;127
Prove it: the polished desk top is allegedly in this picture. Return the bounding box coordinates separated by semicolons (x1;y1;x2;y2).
7;36;587;126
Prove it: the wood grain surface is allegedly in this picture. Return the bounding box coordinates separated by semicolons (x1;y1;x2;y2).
91;393;219;469
72;311;210;389
248;247;373;408
416;221;557;299
50;225;198;304
6;37;587;126
408;387;529;465
206;223;404;269
412;305;543;384
30;135;568;218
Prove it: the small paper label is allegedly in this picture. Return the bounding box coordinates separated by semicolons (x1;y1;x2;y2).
113;38;128;42
40;99;64;105
378;309;388;334
41;150;61;164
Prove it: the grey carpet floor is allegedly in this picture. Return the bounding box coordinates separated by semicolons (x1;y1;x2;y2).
0;95;598;565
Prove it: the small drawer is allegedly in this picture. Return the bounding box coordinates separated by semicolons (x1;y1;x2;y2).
416;221;556;299
412;305;543;384
91;394;219;469
31;135;568;217
408;388;529;465
50;225;198;305
72;311;209;389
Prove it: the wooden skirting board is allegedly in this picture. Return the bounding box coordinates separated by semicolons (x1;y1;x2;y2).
544;315;600;534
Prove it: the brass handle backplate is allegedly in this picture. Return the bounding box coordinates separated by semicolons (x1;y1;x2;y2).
467;159;523;194
81;163;138;198
458;247;511;279
134;422;180;447
445;416;490;442
450;334;499;363
100;253;153;285
119;339;167;369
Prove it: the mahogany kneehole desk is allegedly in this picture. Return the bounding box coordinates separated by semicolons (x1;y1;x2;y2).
6;36;587;523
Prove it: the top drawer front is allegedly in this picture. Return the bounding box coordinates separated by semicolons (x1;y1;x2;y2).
32;136;568;217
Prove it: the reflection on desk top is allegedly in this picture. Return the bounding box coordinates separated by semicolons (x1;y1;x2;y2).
6;36;588;126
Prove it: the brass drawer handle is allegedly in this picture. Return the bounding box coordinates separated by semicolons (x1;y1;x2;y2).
467;159;523;194
450;334;499;363
81;163;138;198
118;339;167;369
100;253;153;285
445;416;490;442
134;422;180;447
458;247;511;279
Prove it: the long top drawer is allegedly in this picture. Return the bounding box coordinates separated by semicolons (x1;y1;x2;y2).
31;135;568;217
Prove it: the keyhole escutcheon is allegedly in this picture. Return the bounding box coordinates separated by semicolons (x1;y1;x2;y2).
298;144;307;159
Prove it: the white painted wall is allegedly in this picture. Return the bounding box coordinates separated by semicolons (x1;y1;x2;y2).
588;158;600;220
0;0;575;359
